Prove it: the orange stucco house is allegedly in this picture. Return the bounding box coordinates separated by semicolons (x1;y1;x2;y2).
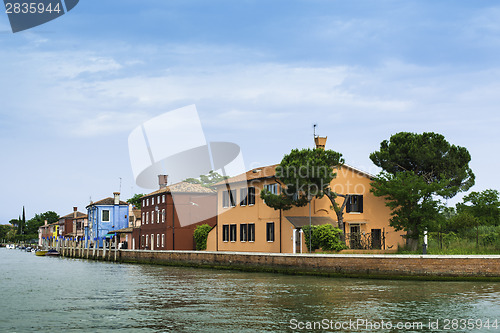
206;137;405;253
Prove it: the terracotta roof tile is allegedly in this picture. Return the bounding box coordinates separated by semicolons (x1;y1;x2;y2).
60;211;86;219
213;165;278;186
143;181;215;198
86;197;128;208
213;163;373;186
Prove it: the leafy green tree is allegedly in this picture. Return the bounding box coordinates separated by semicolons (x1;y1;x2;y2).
260;148;349;239
127;194;145;209
0;225;12;241
370;132;475;250
457;189;500;226
431;206;455;249
193;224;213;250
302;224;346;252
185;171;229;188
25;211;60;235
6;227;17;241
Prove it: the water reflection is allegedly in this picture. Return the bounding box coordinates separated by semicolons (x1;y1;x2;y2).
1;249;499;332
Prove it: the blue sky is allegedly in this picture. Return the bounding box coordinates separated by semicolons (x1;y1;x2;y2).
1;1;499;222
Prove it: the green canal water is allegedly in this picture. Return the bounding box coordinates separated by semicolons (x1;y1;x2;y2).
1;248;499;332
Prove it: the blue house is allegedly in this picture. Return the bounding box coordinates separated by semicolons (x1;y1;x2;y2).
85;192;129;247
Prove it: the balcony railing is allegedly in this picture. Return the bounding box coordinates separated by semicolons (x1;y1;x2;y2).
345;232;385;250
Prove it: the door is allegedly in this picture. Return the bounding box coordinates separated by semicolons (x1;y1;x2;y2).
350;225;361;249
294;229;302;253
371;229;382;249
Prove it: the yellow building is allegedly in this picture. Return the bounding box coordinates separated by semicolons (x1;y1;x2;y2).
206;138;405;253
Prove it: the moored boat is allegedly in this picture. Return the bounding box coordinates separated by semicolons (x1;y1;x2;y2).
45;249;60;257
35;250;48;256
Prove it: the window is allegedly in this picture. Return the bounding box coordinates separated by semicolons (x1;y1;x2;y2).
161;234;165;248
230;224;237;242
240;224;248;242
162;195;165;203
146;212;149;224
102;210;110;222
266;222;275;242
248;224;255;242
142;213;145;225
145;234;148;247
223;190;236;208
264;183;278;195
141;235;145;247
143;199;146;207
162;209;165;223
222;225;229;242
157;210;160;224
157;234;160;248
240;188;247;206
346;195;363;213
231;190;237;207
151;234;154;249
248;187;255;205
152;196;155;205
147;198;149;206
152;211;155;223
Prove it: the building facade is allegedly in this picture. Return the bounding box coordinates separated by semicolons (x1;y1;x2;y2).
86;192;129;247
135;177;217;251
206;138;405;253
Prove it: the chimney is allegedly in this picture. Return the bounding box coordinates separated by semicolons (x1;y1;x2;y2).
158;175;168;189
73;207;77;218
113;192;120;205
314;136;327;150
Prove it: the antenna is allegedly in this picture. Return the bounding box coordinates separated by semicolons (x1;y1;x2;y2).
119;177;122;193
313;123;317;139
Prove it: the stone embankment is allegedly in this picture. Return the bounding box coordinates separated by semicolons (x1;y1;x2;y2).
58;242;500;281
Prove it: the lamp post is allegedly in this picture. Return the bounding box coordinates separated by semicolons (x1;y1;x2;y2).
423;229;428;255
308;193;312;253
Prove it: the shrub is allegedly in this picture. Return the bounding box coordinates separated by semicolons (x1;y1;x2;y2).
193;224;212;250
302;224;346;252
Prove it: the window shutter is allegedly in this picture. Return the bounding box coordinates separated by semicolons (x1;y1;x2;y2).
359;195;363;213
346;196;351;213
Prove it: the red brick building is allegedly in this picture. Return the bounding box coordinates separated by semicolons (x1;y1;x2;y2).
133;177;217;251
58;207;86;237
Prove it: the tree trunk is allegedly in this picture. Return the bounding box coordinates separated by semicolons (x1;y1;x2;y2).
325;192;350;243
405;228;419;251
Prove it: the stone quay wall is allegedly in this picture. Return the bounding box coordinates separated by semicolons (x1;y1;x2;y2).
61;244;500;281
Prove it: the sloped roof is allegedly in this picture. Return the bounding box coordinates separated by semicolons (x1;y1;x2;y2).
60;211;86;219
132;209;141;219
285;216;337;228
113;227;134;233
213;165;278;187
86;197;128;208
213;163;373;186
143;181;215;198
